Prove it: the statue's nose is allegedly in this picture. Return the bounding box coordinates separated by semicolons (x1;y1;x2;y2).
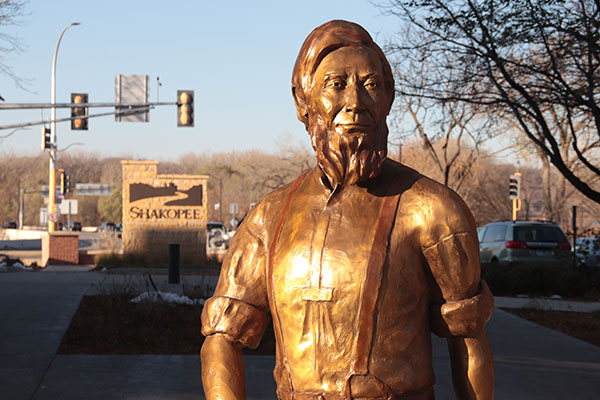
344;84;365;113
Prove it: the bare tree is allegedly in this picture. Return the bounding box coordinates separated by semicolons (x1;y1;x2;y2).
0;0;29;91
379;0;600;204
388;26;499;191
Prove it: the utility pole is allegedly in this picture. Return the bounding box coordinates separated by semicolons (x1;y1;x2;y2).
572;205;577;270
219;178;223;223
48;22;80;232
18;188;24;229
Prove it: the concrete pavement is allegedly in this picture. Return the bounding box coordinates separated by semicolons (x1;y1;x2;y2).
0;271;102;400
0;269;599;399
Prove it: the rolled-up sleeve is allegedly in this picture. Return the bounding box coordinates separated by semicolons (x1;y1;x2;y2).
201;296;269;348
201;210;270;349
420;187;493;338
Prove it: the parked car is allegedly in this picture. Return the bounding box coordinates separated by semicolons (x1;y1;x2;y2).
98;222;117;232
207;222;230;249
1;221;17;229
574;237;600;271
478;220;571;267
66;221;82;231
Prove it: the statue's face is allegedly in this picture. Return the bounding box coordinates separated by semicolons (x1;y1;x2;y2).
309;46;388;143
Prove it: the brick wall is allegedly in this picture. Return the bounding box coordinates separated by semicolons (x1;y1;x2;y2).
42;232;79;266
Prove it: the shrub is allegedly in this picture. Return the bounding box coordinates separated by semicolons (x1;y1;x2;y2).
482;263;600;299
96;252;148;270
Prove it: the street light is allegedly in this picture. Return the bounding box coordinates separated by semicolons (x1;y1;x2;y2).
48;22;80;232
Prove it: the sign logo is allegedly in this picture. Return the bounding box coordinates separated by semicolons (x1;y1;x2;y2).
128;182;204;221
129;183;202;206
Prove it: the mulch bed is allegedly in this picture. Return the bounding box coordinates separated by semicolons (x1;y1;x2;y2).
60;295;599;354
58;295;276;355
501;308;600;347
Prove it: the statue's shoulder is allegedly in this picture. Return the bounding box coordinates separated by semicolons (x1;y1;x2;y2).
242;171;309;232
383;159;472;227
383;158;460;200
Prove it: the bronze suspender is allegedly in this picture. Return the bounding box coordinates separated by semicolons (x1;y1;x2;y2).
352;193;400;374
269;171;310;399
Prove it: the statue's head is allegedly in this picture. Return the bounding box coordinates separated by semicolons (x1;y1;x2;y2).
292;20;395;188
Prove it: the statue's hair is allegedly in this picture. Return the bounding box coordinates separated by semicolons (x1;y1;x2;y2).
291;20;395;127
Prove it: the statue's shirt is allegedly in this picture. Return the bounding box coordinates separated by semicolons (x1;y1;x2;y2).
202;159;486;399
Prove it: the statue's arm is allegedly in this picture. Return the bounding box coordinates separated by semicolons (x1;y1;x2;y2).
201;334;246;400
200;295;269;400
420;188;494;399
200;201;271;400
424;232;494;399
447;331;494;400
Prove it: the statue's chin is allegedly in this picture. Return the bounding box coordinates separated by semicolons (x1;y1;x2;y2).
310;123;387;189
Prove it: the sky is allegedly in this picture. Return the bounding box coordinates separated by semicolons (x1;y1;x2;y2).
0;0;410;161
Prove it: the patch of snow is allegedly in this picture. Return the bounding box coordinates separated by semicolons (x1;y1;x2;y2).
130;291;205;306
0;261;33;271
13;264;33;271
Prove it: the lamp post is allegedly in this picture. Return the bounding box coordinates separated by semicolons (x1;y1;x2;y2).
48;22;80;232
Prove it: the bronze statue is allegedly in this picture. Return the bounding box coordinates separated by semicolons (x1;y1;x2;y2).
201;20;494;400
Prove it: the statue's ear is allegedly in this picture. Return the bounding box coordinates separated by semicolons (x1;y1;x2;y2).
292;86;309;126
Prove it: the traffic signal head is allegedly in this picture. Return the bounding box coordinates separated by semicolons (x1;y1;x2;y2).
64;173;72;193
509;174;521;199
177;90;194;127
41;126;51;151
71;93;88;130
60;170;66;195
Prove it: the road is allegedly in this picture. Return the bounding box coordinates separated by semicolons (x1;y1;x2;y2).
0;231;121;265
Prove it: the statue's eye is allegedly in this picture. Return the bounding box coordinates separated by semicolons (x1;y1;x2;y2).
326;78;346;89
364;79;378;89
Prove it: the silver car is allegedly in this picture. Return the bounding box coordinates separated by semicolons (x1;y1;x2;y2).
575;237;600;271
478;221;571;267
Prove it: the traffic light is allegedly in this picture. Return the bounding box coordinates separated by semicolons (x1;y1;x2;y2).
41;126;51;151
59;170;65;195
509;174;521;199
64;173;72;193
177;90;194;127
71;93;88;130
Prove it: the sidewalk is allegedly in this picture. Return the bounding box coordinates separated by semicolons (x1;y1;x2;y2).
0;270;598;399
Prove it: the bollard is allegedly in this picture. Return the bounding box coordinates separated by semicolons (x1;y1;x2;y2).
168;243;180;284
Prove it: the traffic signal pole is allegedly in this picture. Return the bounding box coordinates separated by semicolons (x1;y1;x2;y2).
0;102;175;131
48;22;80;232
512;198;522;221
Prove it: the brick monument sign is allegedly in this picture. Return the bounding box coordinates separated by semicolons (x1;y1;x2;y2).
121;160;209;267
